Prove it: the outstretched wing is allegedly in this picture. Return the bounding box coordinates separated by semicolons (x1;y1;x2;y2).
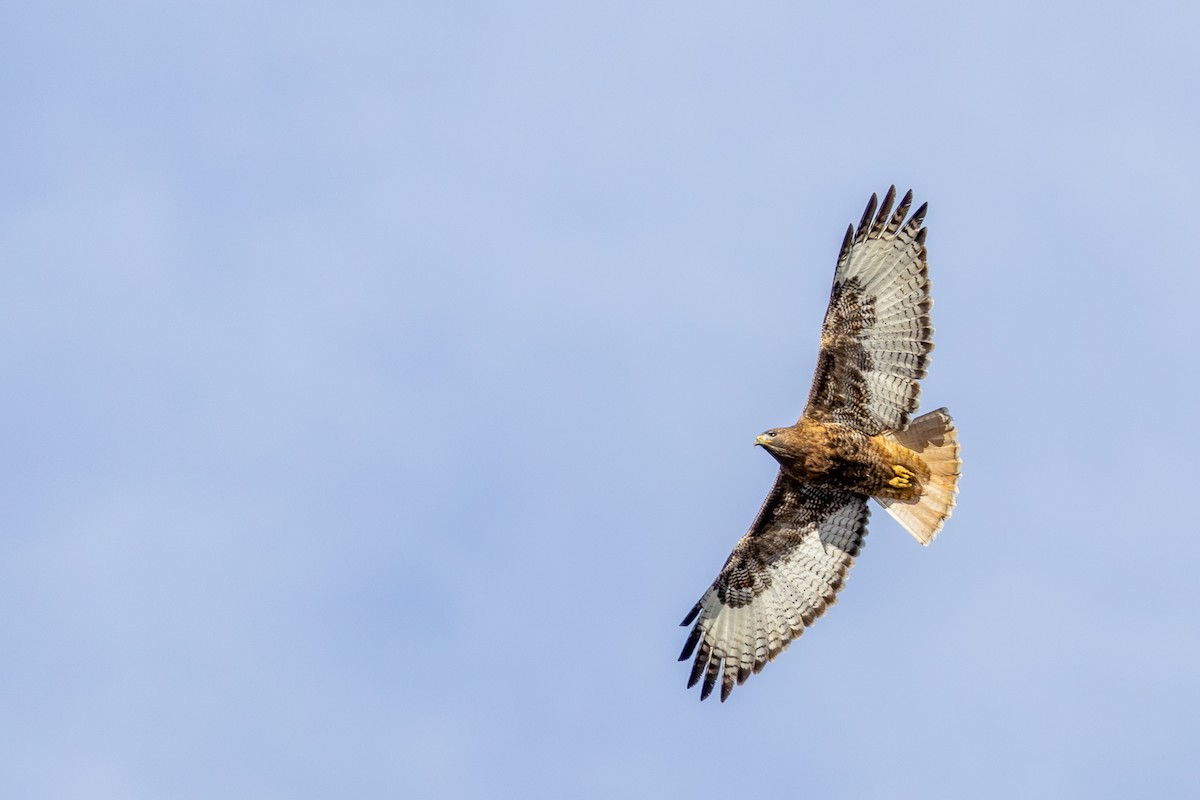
803;187;932;435
679;476;869;701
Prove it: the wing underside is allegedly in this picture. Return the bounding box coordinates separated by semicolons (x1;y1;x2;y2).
679;477;869;701
803;187;932;435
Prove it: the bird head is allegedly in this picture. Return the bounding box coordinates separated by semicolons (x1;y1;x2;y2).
755;429;781;449
755;427;805;463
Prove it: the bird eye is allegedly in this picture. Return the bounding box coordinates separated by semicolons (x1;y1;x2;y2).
766;431;777;437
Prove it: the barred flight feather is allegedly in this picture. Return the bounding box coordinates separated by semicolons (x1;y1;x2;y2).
804;186;933;435
679;479;869;702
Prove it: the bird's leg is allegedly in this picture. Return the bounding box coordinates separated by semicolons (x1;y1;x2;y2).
888;464;916;489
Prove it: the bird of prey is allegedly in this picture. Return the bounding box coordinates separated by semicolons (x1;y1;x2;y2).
679;187;961;702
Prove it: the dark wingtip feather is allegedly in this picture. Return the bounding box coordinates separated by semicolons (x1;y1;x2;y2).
911;201;928;227
884;190;914;235
678;626;702;661
837;224;854;263
867;187;896;239
876;186;897;225
687;643;709;688
680;603;700;627
857;193;878;236
686;659;704;689
700;659;720;700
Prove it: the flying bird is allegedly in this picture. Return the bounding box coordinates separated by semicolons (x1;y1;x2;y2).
679;187;961;702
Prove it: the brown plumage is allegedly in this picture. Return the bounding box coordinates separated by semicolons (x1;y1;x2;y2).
679;187;962;702
755;420;929;501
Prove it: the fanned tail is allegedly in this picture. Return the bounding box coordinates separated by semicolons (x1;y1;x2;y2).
877;408;960;545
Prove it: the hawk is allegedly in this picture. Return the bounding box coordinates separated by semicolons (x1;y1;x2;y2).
679;187;961;702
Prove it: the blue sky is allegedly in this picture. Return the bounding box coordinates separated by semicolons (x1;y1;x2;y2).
3;2;1199;798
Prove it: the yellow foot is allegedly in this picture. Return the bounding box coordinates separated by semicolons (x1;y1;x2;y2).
888;465;915;489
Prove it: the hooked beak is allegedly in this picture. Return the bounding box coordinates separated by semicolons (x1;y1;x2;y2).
755;434;771;448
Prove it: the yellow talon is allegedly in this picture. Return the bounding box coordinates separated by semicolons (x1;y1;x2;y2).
888;464;915;489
